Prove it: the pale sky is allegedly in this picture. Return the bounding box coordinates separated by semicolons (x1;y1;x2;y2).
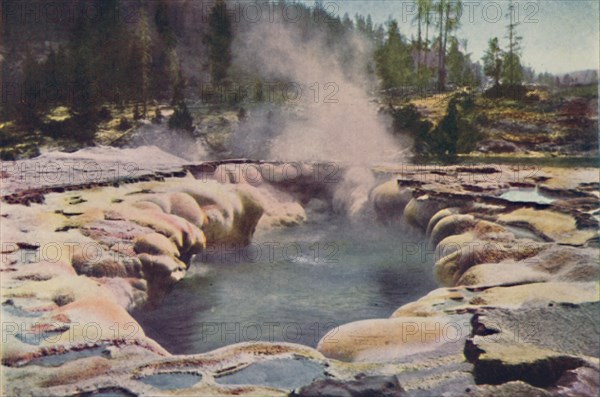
323;0;599;75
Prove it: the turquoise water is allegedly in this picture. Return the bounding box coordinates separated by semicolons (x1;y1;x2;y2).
135;218;436;354
216;358;326;389
500;188;556;204
137;373;202;390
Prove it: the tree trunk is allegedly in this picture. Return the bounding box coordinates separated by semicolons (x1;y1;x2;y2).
424;21;430;70
417;11;422;73
440;3;450;91
437;6;444;91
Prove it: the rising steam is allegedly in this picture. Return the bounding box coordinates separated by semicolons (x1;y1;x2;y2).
231;14;404;166
232;13;405;218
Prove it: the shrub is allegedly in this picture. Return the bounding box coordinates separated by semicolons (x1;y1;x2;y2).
408;95;484;161
168;101;194;132
483;84;528;100
118;117;132;131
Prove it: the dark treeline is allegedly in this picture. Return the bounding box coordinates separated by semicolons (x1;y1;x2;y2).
4;0;187;135
1;0;557;143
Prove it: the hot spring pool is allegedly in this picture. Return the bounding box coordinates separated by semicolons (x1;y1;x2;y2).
134;218;437;354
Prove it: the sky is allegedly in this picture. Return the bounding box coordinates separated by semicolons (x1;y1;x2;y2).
323;0;599;75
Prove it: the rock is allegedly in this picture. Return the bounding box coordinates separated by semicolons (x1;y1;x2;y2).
426;207;459;236
182;181;241;212
371;180;413;224
72;248;128;278
549;366;600;397
214;163;265;186
1;334;38;366
435;231;476;258
292;374;406;397
403;195;449;231
465;282;599;309
230;189;264;246
138;253;187;304
94;277;137;310
133;233;180;257
203;188;264;247
529;245;599;282
433;250;463;287
392;288;467;318
498;208;597;246
123;206;184;247
465;302;599;388
132;201;164;212
202;206;229;243
457;262;550;287
169;192;205;228
430;214;476;248
317;315;470;363
39;357;113;388
137;194;172;213
39;296;166;353
4;275;118;306
138;253;186;280
14;260;76;278
433;238;545;287
250;184;306;230
457;244;599;287
468;381;553;396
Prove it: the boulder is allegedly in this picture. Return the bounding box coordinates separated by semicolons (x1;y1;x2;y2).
169;192;205;228
426;207;459;236
133;232;180;257
465;302;599;388
138;253;187;304
317;315;469;363
371;180;413;224
72;248;128;278
430;214;476;248
403;196;449;231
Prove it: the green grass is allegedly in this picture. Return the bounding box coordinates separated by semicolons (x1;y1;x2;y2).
554;84;598;99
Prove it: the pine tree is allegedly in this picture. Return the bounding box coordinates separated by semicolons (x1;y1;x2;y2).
483;37;503;87
414;0;434;88
152;0;181;100
342;13;354;30
16;49;42;131
205;0;233;83
137;9;152;117
168;101;194;131
435;0;462;91
375;20;415;90
171;65;186;105
155;0;177;49
95;0;128;104
446;37;474;86
502;0;523;86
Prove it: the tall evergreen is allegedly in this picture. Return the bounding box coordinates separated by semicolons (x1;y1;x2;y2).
502;0;523;86
435;0;462;91
152;1;180;100
16;49;42;130
137;9;153;117
375;20;414;90
483;37;503;87
206;0;233;83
